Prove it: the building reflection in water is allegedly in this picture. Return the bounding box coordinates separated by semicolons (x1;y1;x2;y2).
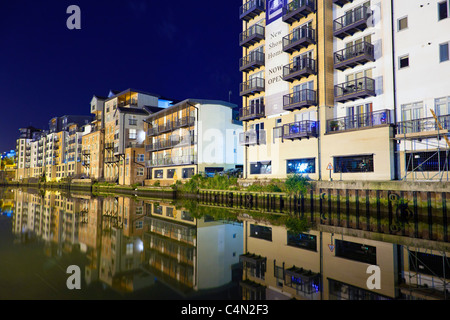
7;188;450;300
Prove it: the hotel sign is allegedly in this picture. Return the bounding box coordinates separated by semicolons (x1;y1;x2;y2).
265;0;289;116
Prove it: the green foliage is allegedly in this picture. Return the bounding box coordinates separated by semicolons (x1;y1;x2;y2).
285;216;310;234
153;181;160;187
284;174;311;196
179;174;240;193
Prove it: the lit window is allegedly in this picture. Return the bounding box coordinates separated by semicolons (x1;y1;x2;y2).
129;129;137;139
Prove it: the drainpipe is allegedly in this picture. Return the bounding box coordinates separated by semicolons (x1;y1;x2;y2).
391;0;399;180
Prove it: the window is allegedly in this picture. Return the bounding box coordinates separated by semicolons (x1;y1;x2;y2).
397;16;408;31
135;221;143;229
438;1;448;20
136;154;145;162
250;161;272;174
129;115;137;126
287;233;317;251
435;96;450;116
334;155;374;173
406;151;450;172
182;168;195;179
166;169;176;179
287;158;316;174
137;167;144;176
129;129;137;139
155;170;163;179
126;243;133;255
440;42;449;62
250;224;272;241
335;240;377;264
409;251;450;279
399;55;409;69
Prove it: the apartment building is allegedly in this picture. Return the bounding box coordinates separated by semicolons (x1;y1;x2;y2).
144;99;243;184
323;0;396;181
102;89;165;183
81;95;106;180
393;0;450;180
239;0;335;180
15;126;41;180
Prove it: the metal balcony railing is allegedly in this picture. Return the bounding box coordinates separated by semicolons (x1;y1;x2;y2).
240;0;265;21
327;109;392;133
397;114;450;135
283;27;316;53
334;41;374;70
240;77;265;96
239;130;266;146
283;89;317;111
334;77;375;103
239;103;265;121
334;6;371;39
283;120;319;140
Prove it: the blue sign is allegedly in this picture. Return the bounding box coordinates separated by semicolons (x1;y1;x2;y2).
266;0;287;25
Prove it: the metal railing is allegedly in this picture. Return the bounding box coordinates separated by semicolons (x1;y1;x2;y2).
240;0;265;18
334;41;374;65
397;114;450;134
283;57;316;77
239;24;265;45
240;77;265;94
334;6;371;32
240;51;265;70
335;77;375;99
283;120;318;139
283;89;317;107
283;0;316;15
327;109;392;133
282;27;316;49
239;103;265;120
151;155;197;167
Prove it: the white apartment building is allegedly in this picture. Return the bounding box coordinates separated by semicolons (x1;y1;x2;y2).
393;0;450;180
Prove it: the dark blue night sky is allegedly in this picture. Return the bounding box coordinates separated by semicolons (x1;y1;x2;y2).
0;0;242;151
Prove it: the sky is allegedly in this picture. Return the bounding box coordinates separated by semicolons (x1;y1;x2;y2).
0;0;243;152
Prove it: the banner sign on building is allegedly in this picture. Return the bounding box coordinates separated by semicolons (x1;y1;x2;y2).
265;0;289;116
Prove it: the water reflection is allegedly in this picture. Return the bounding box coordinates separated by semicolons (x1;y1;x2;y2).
2;188;450;300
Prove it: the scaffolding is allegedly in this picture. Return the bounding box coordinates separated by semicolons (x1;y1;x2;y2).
401;246;450;300
396;111;450;181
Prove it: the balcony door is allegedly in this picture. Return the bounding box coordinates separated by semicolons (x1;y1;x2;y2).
293;50;313;72
401;102;423;133
347;103;372;129
293;80;313;103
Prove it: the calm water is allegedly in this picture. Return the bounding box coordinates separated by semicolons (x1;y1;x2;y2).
0;187;449;300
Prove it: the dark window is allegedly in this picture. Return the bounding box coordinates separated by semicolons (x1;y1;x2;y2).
399;55;409;68
328;279;390;300
287;232;317;251
438;1;448;20
287;158;316;174
440;42;449;62
335;240;377;264
334;155;374;173
250;161;272;175
205;167;224;175
167;169;175;179
250;224;272;241
409;251;450;279
398;16;408;31
406;151;450;172
181;210;194;222
166;207;174;218
155;170;163;179
153;203;162;215
182;168;195;179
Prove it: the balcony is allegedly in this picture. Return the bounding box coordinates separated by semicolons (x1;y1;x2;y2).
240;77;265;97
240;0;265;21
334;41;374;71
145;144;156;152
239;103;265;121
335;77;375;103
283;89;317;111
240;51;265;72
105;156;119;164
282;0;316;24
158;121;173;134
105;142;115;149
283;120;318;140
239;130;266;146
118;99;138;108
174;116;195;129
327;109;392;133
282;27;316;53
333;0;353;7
151;155;197;167
282;57;316;82
240;24;265;48
396;114;450;138
334;6;371;40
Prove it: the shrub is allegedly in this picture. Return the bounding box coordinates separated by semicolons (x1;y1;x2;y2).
285;216;309;234
284;174;311;197
153;181;160;187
